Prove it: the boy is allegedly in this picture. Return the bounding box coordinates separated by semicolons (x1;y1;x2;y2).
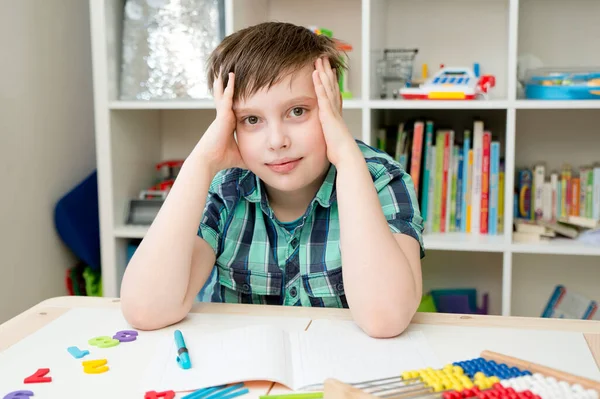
120;22;424;338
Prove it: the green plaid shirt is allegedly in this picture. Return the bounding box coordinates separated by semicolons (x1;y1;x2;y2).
197;140;424;308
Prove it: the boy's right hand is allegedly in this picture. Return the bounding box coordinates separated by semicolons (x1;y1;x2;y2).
196;72;246;176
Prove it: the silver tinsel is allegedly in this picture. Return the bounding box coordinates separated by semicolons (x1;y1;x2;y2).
120;0;225;100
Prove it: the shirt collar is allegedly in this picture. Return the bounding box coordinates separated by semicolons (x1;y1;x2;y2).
239;163;337;210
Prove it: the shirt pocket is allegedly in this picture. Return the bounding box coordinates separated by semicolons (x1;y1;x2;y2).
301;267;347;308
217;266;283;302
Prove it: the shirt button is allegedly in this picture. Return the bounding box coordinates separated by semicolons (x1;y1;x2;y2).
242;283;250;291
290;286;297;298
336;283;344;292
290;237;298;247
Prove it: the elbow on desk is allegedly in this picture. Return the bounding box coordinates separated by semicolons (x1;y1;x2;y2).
120;298;186;331
357;303;418;339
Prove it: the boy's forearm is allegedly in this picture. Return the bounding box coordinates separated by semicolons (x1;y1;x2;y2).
336;146;420;338
120;146;215;323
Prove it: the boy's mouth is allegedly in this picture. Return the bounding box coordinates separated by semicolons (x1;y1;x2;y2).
265;157;303;173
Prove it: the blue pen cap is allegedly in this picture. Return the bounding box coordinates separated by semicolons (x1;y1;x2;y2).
175;330;192;369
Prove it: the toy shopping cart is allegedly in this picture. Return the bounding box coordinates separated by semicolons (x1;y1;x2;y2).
375;48;418;99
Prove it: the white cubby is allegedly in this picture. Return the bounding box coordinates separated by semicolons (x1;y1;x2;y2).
89;0;600;317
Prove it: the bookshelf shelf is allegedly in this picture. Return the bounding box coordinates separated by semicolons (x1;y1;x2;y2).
515;100;600;110
511;241;600;257
90;0;599;319
423;233;507;253
367;100;509;110
113;225;148;239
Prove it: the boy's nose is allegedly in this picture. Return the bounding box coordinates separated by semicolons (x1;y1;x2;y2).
267;125;290;150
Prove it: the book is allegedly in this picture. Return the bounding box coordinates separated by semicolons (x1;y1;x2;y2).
470;121;484;233
141;322;442;393
488;141;500;235
410;121;424;197
421;121;434;224
480;131;491;234
461;130;471;232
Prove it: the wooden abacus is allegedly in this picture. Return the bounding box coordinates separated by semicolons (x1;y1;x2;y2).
318;351;600;399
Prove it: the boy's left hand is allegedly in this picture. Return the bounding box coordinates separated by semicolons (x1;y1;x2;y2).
312;57;357;167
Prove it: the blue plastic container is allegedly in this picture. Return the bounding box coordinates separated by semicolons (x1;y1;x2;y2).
524;67;600;100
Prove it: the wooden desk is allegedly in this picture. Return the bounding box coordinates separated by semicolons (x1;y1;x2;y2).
1;296;599;398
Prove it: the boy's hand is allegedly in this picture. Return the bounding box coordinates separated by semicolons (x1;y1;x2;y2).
312;57;357;167
196;72;246;176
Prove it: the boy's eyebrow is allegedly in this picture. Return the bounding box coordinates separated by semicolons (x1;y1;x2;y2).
233;95;316;113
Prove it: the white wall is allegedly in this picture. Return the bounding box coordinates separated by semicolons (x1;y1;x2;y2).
0;0;96;322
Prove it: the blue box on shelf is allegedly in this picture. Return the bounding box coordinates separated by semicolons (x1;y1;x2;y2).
524;67;600;100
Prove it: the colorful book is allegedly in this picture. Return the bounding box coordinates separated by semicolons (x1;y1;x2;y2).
421;121;434;223
460;130;471;232
410;121;424;197
488;141;500;235
470;121;484;233
466;149;473;233
533;163;545;220
480;131;491;234
450;146;459;232
456;149;464;233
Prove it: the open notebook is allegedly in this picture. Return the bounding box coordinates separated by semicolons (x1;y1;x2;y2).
141;319;442;393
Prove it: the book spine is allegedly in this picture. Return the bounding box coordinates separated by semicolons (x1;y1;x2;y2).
594;167;600;220
571;177;580;217
456;149;464;232
450;146;459;232
421;121;434;223
580;167;588;217
498;162;504;233
587;167;595;219
395;124;405;163
466;149;473;233
427;145;436;233
542;182;553;221
488;141;500;235
471;121;484;233
550;172;558;221
556;179;562;221
441;132;450;233
445;130;454;233
533;163;545;220
461;130;471;232
410;121;424;197
517;169;532;219
480;131;491;234
433;132;445;232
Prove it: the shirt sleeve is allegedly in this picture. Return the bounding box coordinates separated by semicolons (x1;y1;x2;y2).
197;173;232;256
374;164;425;259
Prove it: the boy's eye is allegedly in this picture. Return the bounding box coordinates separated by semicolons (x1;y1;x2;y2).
245;116;259;124
289;107;305;117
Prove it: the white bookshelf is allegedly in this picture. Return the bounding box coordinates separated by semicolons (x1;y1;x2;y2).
89;0;600;318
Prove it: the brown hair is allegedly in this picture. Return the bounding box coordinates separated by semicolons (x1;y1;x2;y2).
206;22;348;101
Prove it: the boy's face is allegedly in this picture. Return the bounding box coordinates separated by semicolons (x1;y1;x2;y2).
233;64;331;196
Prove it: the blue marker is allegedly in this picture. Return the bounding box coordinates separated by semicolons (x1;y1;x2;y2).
174;330;192;369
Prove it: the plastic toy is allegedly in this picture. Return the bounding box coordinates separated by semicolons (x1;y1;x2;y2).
523;67;600;100
375;48;419;99
400;63;495;100
309;26;353;99
23;368;52;384
82;359;109;374
67;346;89;359
127;160;184;225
